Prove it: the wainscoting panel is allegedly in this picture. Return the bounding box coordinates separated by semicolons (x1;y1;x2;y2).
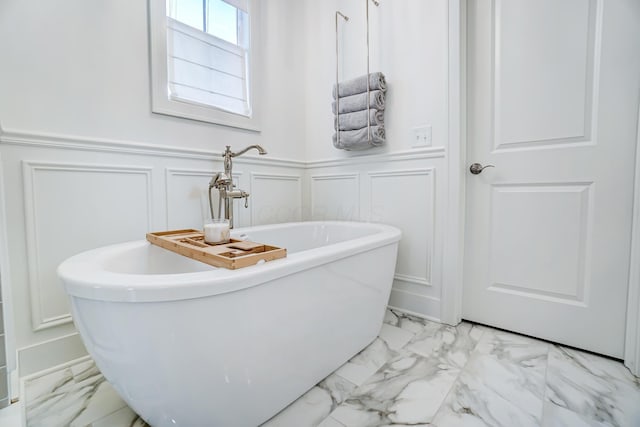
1;131;307;377
310;173;360;221
165;168;214;230
165;168;248;229
369;169;435;288
22;161;153;331
250;173;303;225
306;150;446;321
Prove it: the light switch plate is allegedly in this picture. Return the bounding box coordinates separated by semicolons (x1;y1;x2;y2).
411;125;432;147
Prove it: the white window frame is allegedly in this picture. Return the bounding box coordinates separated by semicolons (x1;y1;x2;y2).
148;0;261;131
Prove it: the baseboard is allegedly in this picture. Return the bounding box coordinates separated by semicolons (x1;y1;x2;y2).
388;288;441;322
17;333;87;378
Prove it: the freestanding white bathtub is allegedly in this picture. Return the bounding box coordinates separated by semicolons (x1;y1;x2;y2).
58;221;401;427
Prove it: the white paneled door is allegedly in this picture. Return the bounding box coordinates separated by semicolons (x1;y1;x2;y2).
463;0;640;358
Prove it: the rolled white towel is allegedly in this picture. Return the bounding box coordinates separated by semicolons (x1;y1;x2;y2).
333;126;385;150
334;109;384;131
332;72;386;98
332;90;385;115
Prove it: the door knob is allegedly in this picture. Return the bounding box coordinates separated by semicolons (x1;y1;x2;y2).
469;163;494;175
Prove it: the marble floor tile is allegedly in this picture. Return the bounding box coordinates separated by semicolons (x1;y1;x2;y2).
317;416;348;427
317;373;358;409
262;386;335;427
545;345;640;427
384;309;431;335
467;328;549;421
431;369;541;427
378;324;414;352
25;359;129;427
334;338;396;386
330;350;461;426
406;321;484;369
541;400;606;427
263;373;357;427
90;406;148;427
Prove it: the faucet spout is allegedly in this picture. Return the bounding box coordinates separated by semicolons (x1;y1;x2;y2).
229;144;267;158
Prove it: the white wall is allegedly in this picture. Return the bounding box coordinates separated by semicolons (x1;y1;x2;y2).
0;0;308;378
0;0;307;160
304;0;449;159
0;0;454;379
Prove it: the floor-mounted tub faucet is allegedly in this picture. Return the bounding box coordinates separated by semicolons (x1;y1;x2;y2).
209;145;267;228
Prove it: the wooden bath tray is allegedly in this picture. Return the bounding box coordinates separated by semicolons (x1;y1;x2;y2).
146;229;286;270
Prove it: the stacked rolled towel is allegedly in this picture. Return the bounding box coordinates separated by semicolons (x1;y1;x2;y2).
331;90;385;114
332;72;387;151
332;72;387;98
332;126;385;150
334;109;384;131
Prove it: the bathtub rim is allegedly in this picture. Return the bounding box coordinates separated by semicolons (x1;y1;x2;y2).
58;221;401;303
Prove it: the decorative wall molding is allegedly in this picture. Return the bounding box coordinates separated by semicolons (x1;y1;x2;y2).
388;288;441;322
22;161;153;331
0;127;444;171
394;273;430;287
165;167;245;228
0;128;305;169
306;147;446;169
310;173;360;221
250;172;303;225
17;332;87;378
368;168;436;289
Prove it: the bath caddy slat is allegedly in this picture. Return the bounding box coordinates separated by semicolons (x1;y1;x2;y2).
146;229;286;270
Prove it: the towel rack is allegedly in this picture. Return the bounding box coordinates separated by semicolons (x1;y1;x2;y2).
335;10;349;150
335;0;380;147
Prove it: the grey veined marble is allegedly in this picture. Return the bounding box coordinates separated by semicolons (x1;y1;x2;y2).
22;309;640;427
545;346;640;426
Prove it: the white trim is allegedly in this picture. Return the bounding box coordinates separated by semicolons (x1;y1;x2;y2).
624;95;640;377
0;128;305;169
394;274;431;287
148;0;261;130
388;289;441;323
0;128;447;171
20;355;92;384
368;168;436;290
386;304;442;324
306;147;446;169
17;332;87;378
21;161;153;331
441;0;465;326
249;172;303;225
0;149;18;399
309;173;360;221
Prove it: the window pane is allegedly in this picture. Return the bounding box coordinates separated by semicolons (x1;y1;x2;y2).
167;0;204;31
206;0;238;45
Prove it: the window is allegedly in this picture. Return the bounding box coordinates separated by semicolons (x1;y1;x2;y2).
149;0;259;130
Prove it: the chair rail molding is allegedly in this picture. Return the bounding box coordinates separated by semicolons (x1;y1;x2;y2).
0;127;305;169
